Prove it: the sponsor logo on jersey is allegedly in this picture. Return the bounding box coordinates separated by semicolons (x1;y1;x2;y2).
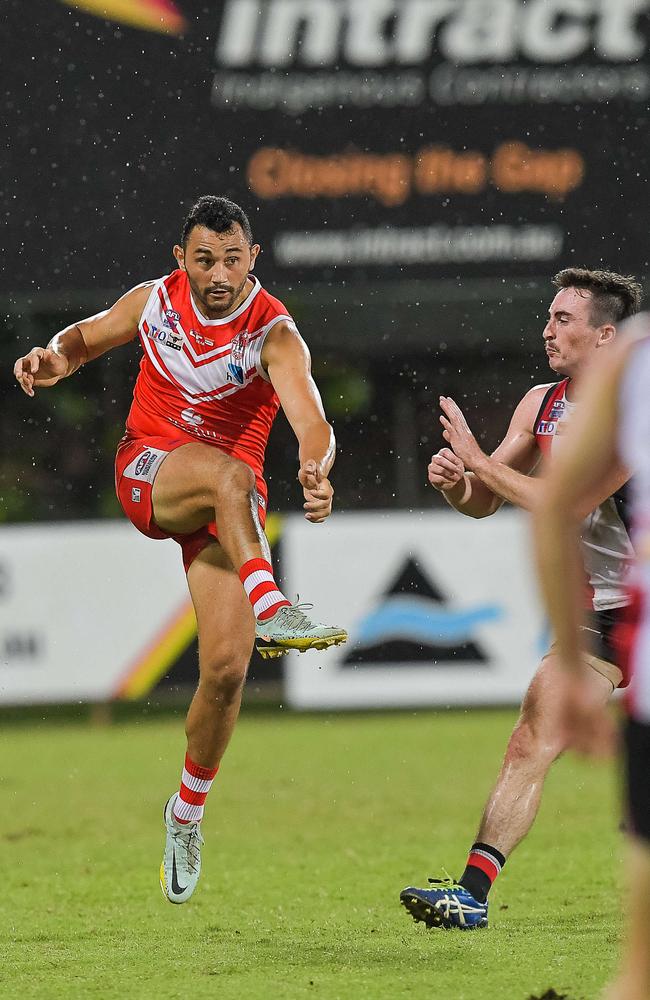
145;324;183;351
181;408;204;427
163;309;181;329
135;450;158;477
131;487;142;503
226;330;250;385
537;420;557;435
124;447;168;483
188;329;215;347
549;402;565;419
227;362;245;385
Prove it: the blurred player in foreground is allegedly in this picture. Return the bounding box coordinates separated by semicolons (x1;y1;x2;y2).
401;268;641;929
14;195;347;904
534;313;650;1000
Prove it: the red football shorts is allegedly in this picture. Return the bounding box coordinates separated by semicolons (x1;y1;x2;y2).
114;435;267;573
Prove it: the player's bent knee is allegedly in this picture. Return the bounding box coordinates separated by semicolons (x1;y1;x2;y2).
506;715;564;766
213;456;256;498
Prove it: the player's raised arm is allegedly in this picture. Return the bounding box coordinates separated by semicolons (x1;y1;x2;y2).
261;321;335;524
435;385;629;517
430;387;544;517
14;282;152;396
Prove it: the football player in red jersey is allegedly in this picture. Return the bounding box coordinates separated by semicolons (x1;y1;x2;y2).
14;196;347;904
401;269;641;929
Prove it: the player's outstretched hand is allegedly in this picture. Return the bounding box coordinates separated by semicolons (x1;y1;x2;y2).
439;396;484;469
428;448;466;492
298;460;334;523
14;347;68;396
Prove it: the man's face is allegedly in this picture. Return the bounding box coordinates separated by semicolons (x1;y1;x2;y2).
174;224;260;318
543;286;614;377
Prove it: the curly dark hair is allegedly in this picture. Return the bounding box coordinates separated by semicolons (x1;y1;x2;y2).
552;267;642;326
181;195;253;246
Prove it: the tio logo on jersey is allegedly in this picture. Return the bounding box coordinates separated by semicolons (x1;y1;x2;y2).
181;409;204;427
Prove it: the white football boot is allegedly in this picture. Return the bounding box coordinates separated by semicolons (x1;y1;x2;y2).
255;602;347;659
159;793;204;904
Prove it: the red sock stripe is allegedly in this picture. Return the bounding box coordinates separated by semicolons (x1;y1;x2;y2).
184;753;218;781
248;580;279;606
239;558;273;584
179;783;209;807
257;598;291;621
467;851;500;884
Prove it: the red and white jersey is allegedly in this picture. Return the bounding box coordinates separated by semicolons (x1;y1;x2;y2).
534;379;634;612
617;333;650;721
125;269;292;496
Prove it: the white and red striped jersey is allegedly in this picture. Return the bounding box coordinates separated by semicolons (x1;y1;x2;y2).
617;332;650;721
125;269;293;496
534;379;634;612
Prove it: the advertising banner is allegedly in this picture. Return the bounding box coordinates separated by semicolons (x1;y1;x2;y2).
4;0;649;296
283;509;545;710
0;523;191;704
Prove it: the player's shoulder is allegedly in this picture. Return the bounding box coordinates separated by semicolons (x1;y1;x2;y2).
114;279;161;313
124;274;174;301
507;381;564;436
529;380;559;393
253;279;293;322
517;381;561;410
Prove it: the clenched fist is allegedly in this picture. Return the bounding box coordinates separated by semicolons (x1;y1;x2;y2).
428;448;466;492
298;460;334;523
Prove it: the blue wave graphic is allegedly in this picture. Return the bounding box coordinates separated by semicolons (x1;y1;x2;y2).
353;595;504;647
228;362;244;385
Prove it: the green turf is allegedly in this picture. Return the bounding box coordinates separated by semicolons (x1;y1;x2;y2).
0;708;622;999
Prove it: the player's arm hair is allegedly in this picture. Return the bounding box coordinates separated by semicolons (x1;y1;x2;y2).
50;283;153;376
534;337;636;670
445;388;544;517
262;321;335;476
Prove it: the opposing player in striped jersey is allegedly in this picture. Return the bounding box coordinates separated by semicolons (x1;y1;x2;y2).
13;196;347;904
535;313;650;1000
401;268;642;930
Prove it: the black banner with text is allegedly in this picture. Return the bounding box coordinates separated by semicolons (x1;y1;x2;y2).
4;0;649;295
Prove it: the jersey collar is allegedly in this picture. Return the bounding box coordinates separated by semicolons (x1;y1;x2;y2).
189;275;261;326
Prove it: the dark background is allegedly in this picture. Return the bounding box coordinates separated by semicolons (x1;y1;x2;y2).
4;0;647;525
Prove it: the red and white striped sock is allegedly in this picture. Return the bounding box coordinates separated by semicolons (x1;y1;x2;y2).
173;753;219;825
239;557;291;622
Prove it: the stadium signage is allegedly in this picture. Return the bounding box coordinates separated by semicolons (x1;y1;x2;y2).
5;0;649;292
284;511;543;710
247;143;585;205
215;0;647;67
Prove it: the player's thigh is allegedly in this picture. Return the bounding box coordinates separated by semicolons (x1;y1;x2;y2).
186;541;255;678
520;651;613;734
152;442;251;534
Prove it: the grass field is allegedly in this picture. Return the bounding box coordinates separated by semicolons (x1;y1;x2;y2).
0;708;622;1000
